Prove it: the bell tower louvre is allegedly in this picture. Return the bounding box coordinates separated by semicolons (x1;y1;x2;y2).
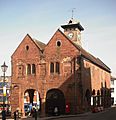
61;18;84;46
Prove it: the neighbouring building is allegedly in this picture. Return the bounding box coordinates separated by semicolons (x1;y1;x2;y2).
0;76;11;113
111;77;116;105
10;18;111;117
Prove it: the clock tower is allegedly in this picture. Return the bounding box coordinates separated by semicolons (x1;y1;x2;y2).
61;18;84;46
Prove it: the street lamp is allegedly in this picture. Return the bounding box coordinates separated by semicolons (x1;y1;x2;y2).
1;62;8;110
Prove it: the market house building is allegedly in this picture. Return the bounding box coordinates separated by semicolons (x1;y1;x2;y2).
10;18;111;117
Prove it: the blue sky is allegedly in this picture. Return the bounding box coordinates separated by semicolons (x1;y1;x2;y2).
0;0;116;76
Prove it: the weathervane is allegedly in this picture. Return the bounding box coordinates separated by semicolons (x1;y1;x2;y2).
71;8;76;19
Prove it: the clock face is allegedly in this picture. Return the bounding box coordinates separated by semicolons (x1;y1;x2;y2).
68;32;74;39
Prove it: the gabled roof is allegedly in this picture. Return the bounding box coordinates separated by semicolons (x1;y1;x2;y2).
33;39;46;51
12;34;46;57
58;29;111;73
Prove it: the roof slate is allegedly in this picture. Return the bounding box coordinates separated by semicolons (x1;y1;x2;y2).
72;42;111;72
33;39;46;51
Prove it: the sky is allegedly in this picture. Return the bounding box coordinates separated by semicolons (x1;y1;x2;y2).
0;0;116;76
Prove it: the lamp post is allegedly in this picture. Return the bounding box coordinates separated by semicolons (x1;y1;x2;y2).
1;62;8;110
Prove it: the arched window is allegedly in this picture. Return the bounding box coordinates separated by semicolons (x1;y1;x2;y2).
97;90;100;95
85;89;91;102
50;62;54;73
32;64;36;74
56;62;60;74
92;89;95;95
27;64;31;75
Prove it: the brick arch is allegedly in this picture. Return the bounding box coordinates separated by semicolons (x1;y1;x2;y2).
23;88;41;115
45;88;65;115
24;89;35;104
24;89;41;103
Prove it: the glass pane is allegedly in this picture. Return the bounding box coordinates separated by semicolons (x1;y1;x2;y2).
56;62;60;74
32;64;36;74
50;63;54;73
27;64;31;74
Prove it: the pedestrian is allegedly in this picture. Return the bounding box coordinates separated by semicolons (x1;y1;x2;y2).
14;111;17;120
32;108;37;120
2;110;6;120
54;106;58;116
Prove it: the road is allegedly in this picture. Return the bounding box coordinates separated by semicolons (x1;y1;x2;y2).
50;107;116;120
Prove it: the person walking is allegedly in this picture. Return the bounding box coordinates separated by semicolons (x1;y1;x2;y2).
14;111;17;120
34;109;37;120
32;108;37;120
2;110;6;120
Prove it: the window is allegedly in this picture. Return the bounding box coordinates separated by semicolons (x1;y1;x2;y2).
50;62;60;74
56;40;61;47
111;80;114;85
32;64;36;74
56;62;60;74
0;96;3;102
27;64;31;74
26;45;29;51
0;89;3;94
26;64;36;75
50;62;54;73
111;88;114;93
0;82;3;87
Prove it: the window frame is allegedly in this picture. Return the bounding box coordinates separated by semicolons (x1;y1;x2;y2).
50;62;60;75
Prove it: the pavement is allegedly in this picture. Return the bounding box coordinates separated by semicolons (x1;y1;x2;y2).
0;111;91;120
0;107;113;120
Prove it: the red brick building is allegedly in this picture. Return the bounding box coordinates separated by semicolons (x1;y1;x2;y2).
10;18;111;116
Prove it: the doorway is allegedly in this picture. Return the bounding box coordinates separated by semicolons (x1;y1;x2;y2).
24;89;41;115
45;89;65;115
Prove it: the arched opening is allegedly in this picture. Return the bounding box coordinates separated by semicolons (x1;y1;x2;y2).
24;89;41;116
45;89;65;116
85;89;91;106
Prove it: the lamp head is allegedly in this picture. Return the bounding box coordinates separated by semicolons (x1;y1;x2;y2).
1;62;8;72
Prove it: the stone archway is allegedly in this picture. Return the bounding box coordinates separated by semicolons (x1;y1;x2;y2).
45;89;65;116
24;89;41;115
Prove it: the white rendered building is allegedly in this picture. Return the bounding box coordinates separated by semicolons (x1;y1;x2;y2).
111;77;116;105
